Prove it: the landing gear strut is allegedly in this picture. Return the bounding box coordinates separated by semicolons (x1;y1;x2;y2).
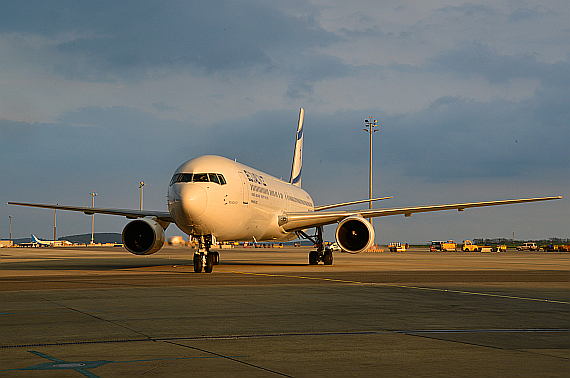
193;235;219;273
299;227;333;266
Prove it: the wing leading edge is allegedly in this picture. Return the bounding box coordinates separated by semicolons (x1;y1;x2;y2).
280;196;562;232
7;202;173;224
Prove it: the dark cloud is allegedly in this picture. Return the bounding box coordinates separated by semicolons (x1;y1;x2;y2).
508;6;553;22
0;0;340;81
152;102;179;113
0;119;37;141
429;42;570;87
285;53;352;98
436;3;497;17
377;91;568;181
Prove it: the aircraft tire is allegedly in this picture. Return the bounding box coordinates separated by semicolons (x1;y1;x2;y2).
211;251;220;265
204;254;214;273
308;251;318;265
193;254;203;273
323;251;333;265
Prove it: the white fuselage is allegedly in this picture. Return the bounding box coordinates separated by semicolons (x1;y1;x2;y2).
167;155;314;241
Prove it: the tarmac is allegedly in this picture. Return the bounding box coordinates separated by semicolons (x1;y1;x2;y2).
1;245;568;377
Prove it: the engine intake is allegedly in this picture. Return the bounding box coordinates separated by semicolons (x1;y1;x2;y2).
122;218;165;255
335;216;375;254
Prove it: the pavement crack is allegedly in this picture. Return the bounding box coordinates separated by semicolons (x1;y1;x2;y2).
31;293;153;340
163;340;295;377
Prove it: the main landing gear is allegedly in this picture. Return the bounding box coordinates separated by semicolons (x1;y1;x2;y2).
193;235;219;273
299;226;333;266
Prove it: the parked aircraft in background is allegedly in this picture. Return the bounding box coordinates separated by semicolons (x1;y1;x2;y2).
9;108;561;272
19;235;72;247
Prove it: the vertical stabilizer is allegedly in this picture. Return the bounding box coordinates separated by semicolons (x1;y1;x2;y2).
289;108;304;187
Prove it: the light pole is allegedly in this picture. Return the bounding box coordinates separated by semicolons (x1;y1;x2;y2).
9;215;12;246
139;182;146;211
53;205;57;243
363;117;378;223
90;192;97;244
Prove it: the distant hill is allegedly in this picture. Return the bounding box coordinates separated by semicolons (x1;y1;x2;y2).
61;233;123;244
12;233;122;245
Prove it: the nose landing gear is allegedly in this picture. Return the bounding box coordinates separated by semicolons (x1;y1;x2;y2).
193;235;219;273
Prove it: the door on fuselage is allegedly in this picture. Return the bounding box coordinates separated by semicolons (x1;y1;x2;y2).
237;171;249;206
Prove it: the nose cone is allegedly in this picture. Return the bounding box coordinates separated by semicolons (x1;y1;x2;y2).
169;184;208;220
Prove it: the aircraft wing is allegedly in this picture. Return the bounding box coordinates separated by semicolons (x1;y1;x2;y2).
281;196;562;232
8;202;173;223
313;196;392;211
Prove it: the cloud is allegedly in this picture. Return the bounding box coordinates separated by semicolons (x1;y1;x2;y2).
429;41;570;86
0;0;341;82
285;53;352;98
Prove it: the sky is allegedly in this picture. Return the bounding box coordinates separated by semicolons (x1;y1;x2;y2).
1;0;568;244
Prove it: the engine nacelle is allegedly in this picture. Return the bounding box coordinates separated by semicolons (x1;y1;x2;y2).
335;215;375;254
122;218;165;255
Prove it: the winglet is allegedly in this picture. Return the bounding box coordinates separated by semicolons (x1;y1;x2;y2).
289;108;304;187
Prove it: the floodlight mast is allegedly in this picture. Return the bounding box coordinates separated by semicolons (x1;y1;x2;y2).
90;192;97;244
139;182;146;211
54;205;57;242
363;117;378;224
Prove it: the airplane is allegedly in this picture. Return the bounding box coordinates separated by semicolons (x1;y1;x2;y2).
19;234;72;247
9;108;561;272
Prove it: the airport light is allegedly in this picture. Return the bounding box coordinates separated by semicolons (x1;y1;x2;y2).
90;192;97;245
9;215;12;245
139;182;146;211
363;117;378;223
53;205;57;243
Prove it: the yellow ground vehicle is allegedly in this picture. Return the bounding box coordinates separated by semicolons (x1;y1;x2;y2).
389;242;408;252
462;240;479;252
463;240;506;252
541;244;570;252
430;240;457;252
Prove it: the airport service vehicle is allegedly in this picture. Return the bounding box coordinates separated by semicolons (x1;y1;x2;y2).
540;244;569;252
325;242;341;252
517;242;539;251
389;242;407;252
430;240;457;252
462;240;479;252
462;240;506;252
478;245;507;252
9;109;561;273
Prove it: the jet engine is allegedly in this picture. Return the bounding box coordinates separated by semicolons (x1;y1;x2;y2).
335;215;375;254
122;218;165;255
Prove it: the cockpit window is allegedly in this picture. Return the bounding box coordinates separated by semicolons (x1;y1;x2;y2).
179;173;193;182
193;173;209;182
169;173;181;186
170;173;226;185
208;173;220;184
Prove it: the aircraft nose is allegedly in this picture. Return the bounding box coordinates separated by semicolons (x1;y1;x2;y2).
169;184;208;219
180;184;208;217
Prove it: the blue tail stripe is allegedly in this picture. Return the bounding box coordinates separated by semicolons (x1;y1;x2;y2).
291;167;302;184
